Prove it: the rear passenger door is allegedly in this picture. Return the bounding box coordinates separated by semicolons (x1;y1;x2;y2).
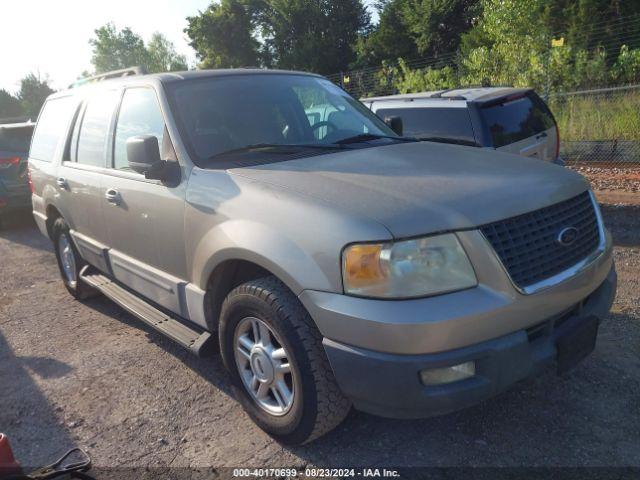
101;86;188;316
57;89;120;272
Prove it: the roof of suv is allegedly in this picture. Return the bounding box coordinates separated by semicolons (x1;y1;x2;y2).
69;69;322;90
362;87;532;104
48;68;326;101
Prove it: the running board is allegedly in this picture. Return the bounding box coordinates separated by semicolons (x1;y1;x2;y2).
80;269;213;357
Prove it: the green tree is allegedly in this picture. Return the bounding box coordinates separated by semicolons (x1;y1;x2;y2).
355;0;418;67
0;90;23;119
455;0;637;91
186;0;369;73
543;0;640;62
259;0;369;73
89;23;148;73
186;0;260;68
18;73;54;119
401;0;479;58
355;0;478;68
146;33;189;72
611;45;640;83
379;59;457;93
89;24;187;74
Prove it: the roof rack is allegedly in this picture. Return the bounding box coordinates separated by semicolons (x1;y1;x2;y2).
430;88;467;100
69;66;148;89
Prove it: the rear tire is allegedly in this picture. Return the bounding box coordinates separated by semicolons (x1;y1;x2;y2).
51;217;97;300
219;276;351;444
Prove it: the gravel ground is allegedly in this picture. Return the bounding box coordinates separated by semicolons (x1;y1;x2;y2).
570;166;640;193
0;204;638;472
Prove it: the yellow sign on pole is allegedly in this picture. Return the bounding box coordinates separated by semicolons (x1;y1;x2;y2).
343;75;350;85
551;37;565;47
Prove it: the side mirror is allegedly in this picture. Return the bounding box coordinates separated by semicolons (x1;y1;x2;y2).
127;135;161;175
126;135;178;182
384;116;403;136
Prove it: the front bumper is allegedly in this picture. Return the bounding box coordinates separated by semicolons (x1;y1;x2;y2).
322;266;616;418
300;227;614;355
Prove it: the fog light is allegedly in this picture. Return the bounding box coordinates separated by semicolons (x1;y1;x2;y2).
420;361;476;386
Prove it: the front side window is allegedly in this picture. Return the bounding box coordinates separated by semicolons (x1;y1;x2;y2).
30;96;76;162
113;88;165;170
76;90;119;167
166;74;396;165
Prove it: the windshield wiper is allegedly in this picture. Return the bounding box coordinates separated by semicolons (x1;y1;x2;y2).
333;133;417;145
207;143;344;161
415;136;478;147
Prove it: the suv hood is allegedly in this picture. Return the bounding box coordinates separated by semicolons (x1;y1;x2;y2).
230;141;589;238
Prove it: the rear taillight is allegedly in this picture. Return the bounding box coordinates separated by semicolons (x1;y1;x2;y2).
0;156;20;168
555;124;560;160
27;168;35;194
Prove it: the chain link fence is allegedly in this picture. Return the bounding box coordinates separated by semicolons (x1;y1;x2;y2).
549;84;640;168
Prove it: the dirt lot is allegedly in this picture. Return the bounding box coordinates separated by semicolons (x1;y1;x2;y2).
1;202;639;472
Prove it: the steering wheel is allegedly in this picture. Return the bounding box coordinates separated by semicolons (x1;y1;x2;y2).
311;120;338;138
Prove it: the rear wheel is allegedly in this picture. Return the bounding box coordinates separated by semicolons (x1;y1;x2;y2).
51;217;96;300
219;276;351;444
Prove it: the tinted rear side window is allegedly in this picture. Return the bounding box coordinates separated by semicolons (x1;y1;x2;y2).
30;96;76;161
375;107;476;145
76;90;119;167
481;93;555;148
0;127;33;152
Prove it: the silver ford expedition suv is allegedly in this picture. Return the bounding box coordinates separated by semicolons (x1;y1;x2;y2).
28;69;616;445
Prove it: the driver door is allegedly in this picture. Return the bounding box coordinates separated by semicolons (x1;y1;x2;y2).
101;86;188;315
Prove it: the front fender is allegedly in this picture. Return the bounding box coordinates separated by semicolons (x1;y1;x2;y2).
192;219;338;295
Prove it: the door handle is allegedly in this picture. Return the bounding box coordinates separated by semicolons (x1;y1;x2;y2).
535;132;548;140
56;177;68;189
105;188;121;205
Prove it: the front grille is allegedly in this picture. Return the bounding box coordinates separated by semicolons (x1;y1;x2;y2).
481;192;600;289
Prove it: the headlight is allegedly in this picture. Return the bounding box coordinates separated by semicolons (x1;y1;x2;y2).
342;233;477;298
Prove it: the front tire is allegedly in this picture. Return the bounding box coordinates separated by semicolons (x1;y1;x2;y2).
51;217;96;300
219;276;351;444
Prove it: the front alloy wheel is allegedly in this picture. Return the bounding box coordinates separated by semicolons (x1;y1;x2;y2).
219;276;351;445
234;316;295;415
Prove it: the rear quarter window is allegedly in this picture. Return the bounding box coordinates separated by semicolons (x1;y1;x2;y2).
375;107;476;145
30;96;76;162
481;93;555;148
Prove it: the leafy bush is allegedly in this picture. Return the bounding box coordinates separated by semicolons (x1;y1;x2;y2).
611;46;640;84
376;59;457;94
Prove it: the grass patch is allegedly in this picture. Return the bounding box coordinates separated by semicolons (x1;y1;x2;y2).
550;90;640;142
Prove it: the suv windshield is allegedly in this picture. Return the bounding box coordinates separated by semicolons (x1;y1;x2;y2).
166;74;397;165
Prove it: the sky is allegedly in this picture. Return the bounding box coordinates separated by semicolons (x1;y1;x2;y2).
1;0;378;94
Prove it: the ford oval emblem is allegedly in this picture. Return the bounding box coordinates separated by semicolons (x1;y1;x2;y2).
557;227;579;246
